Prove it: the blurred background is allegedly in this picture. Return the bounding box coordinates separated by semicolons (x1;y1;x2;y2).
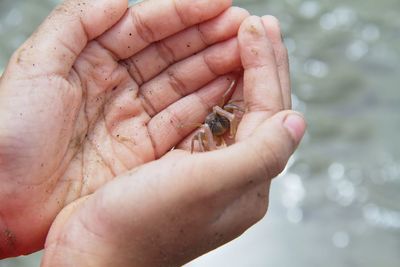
1;0;399;266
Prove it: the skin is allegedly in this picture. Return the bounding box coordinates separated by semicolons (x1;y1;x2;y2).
0;0;306;266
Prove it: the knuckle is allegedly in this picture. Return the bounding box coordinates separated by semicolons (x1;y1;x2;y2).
10;46;34;73
164;108;187;139
246;96;284;114
122;57;145;85
252;139;287;179
154;40;176;65
166;69;186;97
130;8;155;44
196;24;211;46
202;54;220;77
173;0;192;27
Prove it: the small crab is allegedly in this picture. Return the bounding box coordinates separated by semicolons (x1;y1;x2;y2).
191;79;244;153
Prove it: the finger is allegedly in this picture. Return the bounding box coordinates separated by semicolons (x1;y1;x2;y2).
139;38;241;116
148;75;237;158
97;0;232;60
122;7;249;85
195;111;306;196
9;0;128;77
236;16;284;141
262;15;291;109
239;16;284;113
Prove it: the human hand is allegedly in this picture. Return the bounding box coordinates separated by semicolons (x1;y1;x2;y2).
40;16;306;267
0;0;249;257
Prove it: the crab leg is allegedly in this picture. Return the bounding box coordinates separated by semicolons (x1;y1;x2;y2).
191;124;216;153
224;102;245;113
219;79;238;107
218;136;227;148
203;124;216;151
191;132;203;153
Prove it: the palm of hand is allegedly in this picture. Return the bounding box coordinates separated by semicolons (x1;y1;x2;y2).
54;44;161;202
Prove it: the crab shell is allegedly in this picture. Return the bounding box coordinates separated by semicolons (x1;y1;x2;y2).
205;112;230;136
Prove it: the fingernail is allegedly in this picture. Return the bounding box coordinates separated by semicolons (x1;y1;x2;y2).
283;113;306;143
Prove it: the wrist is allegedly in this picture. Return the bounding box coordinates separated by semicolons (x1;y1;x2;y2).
41;195;190;267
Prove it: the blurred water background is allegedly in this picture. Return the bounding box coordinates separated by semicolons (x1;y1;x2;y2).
1;0;400;266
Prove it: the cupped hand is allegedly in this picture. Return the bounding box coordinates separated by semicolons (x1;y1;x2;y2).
0;0;249;257
41;16;306;267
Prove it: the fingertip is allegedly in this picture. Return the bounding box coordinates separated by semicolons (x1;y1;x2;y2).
82;0;129;39
230;6;251;19
198;6;250;44
13;0;129;76
239;16;266;38
261;15;280;23
238;16;273;69
261;15;280;28
175;0;232;25
222;6;251;33
283;112;306;145
248;110;306;159
261;15;284;44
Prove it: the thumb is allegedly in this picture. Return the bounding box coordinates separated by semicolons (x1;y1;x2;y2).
196;111;306;192
9;0;128;77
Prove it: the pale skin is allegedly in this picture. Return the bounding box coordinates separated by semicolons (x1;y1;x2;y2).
0;0;306;266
